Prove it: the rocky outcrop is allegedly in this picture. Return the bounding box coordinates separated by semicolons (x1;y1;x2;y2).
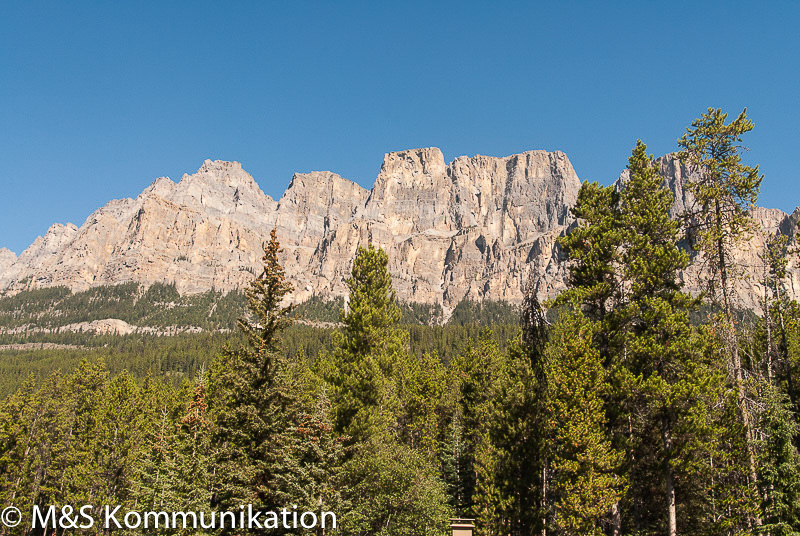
297;149;580;306
615;153;799;312
0;150;797;316
0;249;15;276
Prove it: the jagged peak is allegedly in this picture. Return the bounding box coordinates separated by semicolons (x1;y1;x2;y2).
0;247;16;259
197;159;243;174
140;176;176;199
46;222;78;234
455;148;568;162
172;159;271;209
178;159;258;188
284;171;367;195
380;147;446;175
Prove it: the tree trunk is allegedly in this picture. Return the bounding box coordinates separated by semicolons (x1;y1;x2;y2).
764;254;773;381
716;219;761;528
662;416;677;536
611;502;622;536
541;458;548;536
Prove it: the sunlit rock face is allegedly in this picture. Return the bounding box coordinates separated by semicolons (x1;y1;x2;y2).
1;150;796;316
0;248;16;276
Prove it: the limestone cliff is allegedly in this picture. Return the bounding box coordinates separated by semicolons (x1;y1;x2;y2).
0;150;796;316
617;154;799;312
0;249;15;276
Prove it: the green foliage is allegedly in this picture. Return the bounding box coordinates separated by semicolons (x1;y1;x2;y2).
544;311;625;535
338;434;450;536
446;332;506;518
325;244;407;442
0;360;179;536
679;108;763;304
293;296;345;323
756;385;800;535
399;301;444;325
209;229;334;530
0;282;248;332
448;299;520;326
322;243;452;534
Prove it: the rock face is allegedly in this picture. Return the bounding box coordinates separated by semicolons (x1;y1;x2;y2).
0;150;797;316
617;154;800;312
0;249;16;276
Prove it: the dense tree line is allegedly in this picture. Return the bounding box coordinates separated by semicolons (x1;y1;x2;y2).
0;283;248;331
1;108;800;535
0;282;516;334
0;324;517;399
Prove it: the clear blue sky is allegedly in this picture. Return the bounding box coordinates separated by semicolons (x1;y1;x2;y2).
1;1;798;254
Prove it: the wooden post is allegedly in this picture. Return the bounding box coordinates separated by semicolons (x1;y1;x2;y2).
450;518;475;536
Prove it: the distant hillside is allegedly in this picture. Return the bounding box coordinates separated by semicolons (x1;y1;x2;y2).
0;284;520;338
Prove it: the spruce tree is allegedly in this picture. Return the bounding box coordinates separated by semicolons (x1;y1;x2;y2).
209;228;310;533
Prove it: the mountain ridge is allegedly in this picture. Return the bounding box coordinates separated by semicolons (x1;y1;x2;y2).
1;149;797;315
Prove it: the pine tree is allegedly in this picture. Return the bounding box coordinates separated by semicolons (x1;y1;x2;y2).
326;244;406;443
324;243;452;535
556;181;623;327
549;140;753;534
678;108;764;511
544;308;625;535
678;108;763;318
615;141;700;536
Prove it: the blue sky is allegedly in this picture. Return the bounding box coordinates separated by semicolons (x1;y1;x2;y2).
1;1;798;254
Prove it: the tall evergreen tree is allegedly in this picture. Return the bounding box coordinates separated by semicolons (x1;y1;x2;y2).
324;243;451;535
544;308;625;536
325;244;406;443
209;229;313;533
448;332;506;523
549;140;755;534
678;108;763;319
678;108;764;508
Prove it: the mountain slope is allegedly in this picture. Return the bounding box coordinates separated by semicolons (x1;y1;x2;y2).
1;149;796;314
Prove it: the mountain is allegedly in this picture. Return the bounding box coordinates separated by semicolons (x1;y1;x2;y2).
0;149;797;315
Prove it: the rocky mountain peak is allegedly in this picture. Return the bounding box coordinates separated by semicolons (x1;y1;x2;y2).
140;176;176;199
0;248;16;275
378;147;447;181
283;171;366;201
181;159;258;190
4;223;80;286
170;159;273;217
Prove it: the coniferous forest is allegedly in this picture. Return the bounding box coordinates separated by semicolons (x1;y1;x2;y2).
2;109;800;535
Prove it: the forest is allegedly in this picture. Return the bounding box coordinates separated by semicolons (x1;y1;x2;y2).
1;108;800;535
